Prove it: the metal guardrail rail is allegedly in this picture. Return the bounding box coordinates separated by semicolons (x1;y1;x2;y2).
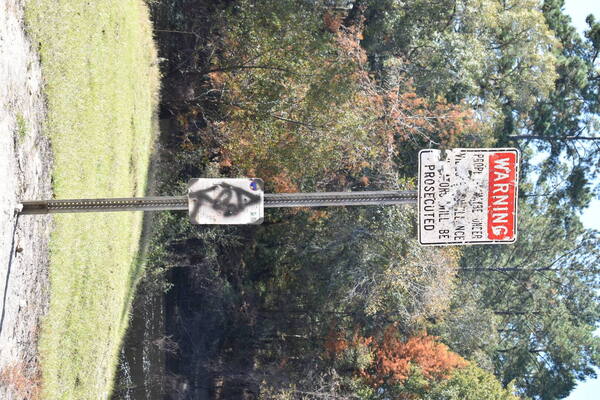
19;191;417;214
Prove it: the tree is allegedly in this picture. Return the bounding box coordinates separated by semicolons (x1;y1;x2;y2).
147;2;599;398
457;199;600;399
362;0;559;119
506;1;600;205
251;205;459;328
322;327;516;400
326;326;470;399
207;0;386;189
362;328;468;387
425;364;519;400
432;286;500;372
205;0;480;189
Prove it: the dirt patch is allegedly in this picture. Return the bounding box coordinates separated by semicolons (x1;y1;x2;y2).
0;0;52;398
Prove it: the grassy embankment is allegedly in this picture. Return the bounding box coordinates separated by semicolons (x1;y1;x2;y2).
25;0;159;398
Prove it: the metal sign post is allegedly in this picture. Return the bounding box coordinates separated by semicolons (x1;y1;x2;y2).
18;179;418;222
18;148;521;247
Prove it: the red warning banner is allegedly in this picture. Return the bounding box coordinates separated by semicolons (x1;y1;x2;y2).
487;152;517;241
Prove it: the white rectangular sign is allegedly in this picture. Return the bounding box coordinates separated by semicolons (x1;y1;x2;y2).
188;178;264;225
418;148;519;246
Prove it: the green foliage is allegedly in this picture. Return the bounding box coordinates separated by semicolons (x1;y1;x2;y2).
509;0;600;204
212;0;384;188
250;205;457;328
147;1;600;399
457;200;600;399
15;112;27;142
364;0;558;119
425;364;520;400
216;203;461;397
207;0;481;189
432;286;500;372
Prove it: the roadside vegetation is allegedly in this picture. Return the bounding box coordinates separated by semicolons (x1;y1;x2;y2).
24;0;159;398
130;0;600;399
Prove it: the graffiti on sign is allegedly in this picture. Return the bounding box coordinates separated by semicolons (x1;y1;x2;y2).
189;183;262;217
188;178;264;225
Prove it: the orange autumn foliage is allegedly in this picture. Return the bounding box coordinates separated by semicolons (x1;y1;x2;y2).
308;210;330;222
266;170;298;193
365;327;467;386
208;4;478;188
324;329;350;357
324;327;374;358
323;12;342;33
326;326;467;388
330;14;368;67
371;87;477;151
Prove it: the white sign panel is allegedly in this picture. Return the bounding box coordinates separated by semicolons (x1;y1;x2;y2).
188;178;264;225
418;148;519;246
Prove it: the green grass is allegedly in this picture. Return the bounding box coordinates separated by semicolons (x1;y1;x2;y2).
25;1;160;398
15;112;28;142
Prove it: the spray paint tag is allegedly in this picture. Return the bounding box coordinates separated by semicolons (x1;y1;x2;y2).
188;178;264;225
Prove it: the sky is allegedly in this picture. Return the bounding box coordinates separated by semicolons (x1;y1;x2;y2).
563;2;599;399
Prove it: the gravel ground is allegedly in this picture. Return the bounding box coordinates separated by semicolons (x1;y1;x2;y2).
0;0;52;398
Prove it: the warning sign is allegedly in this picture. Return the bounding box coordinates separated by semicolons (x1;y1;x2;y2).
418;148;519;246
